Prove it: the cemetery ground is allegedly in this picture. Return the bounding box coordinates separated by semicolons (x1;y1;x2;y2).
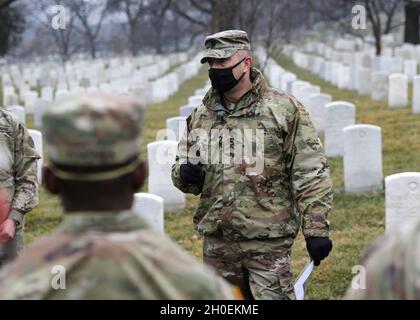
4;54;420;299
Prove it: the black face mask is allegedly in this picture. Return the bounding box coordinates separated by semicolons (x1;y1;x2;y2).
208;57;246;93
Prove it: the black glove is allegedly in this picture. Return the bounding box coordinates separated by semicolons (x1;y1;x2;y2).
305;237;333;266
180;160;205;186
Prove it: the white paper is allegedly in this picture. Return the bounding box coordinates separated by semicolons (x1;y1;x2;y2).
294;260;314;300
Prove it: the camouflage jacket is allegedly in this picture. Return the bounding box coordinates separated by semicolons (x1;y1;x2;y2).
345;219;420;300
0;211;239;299
0;108;39;225
172;67;333;241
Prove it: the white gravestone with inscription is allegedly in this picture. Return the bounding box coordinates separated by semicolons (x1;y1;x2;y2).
385;172;420;233
307;93;332;133
388;74;408;108
343;125;383;193
325;101;356;157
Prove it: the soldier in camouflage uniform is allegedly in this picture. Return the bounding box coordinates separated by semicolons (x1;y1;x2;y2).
0;107;39;268
0;93;240;299
345;219;420;300
172;30;334;300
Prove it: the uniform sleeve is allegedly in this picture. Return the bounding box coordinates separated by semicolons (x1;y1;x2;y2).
283;97;333;238
171;111;203;196
9;123;40;225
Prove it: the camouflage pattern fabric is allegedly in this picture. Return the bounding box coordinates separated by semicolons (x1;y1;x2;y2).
200;30;251;64
0;211;239;299
172;67;333;242
204;235;295;300
345;218;420;300
0;108;39;267
43;93;144;167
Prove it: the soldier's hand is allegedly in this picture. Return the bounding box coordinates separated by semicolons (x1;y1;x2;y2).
180;160;205;186
0;219;16;244
305;237;333;266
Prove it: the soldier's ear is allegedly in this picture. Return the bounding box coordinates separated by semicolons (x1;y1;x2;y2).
43;166;60;195
246;55;253;70
132;161;147;191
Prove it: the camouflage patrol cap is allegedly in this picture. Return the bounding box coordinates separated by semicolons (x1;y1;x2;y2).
200;30;251;64
43;93;144;168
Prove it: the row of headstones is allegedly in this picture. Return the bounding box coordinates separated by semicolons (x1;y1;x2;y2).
287;49;420;114
1;51;199;116
145;82;211;212
258;52;383;194
1;52;188;99
2;53;204;129
271;48;420;235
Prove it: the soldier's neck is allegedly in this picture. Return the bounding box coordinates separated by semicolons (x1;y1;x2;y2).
223;74;253;103
61;194;133;213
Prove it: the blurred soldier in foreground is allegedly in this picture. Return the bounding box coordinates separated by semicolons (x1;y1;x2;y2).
0;93;239;299
172;30;333;299
345;220;420;300
0;107;39;268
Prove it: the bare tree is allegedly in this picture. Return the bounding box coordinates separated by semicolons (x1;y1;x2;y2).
69;0;111;59
258;0;289;71
0;0;25;56
108;0;147;56
404;0;420;44
148;0;172;54
0;0;18;10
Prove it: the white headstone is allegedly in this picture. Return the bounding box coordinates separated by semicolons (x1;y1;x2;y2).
388;73;408;108
166;116;187;141
291;81;310;96
55;90;70;100
24;91;38;114
188;95;203;108
147;141;185;211
33;99;50;128
280;73;297;91
413;75;420;114
349;64;360;90
343;125;383;193
325;101;356;157
357;68;372;96
337;65;351;89
41;87;54;102
307;93;332;133
371;72;388;101
403;60;417;81
179;105;195;117
385;172;420;233
28;129;43;184
132;193;164;234
296;86;320;108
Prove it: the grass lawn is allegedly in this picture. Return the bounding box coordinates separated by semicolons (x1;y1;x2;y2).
8;53;420;299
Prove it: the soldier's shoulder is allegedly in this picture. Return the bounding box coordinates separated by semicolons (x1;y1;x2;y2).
260;87;299;122
0;108;19;128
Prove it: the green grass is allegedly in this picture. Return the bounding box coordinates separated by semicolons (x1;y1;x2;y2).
272;52;420;299
10;53;420;300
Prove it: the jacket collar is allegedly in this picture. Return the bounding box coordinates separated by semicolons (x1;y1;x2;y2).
202;67;267;117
